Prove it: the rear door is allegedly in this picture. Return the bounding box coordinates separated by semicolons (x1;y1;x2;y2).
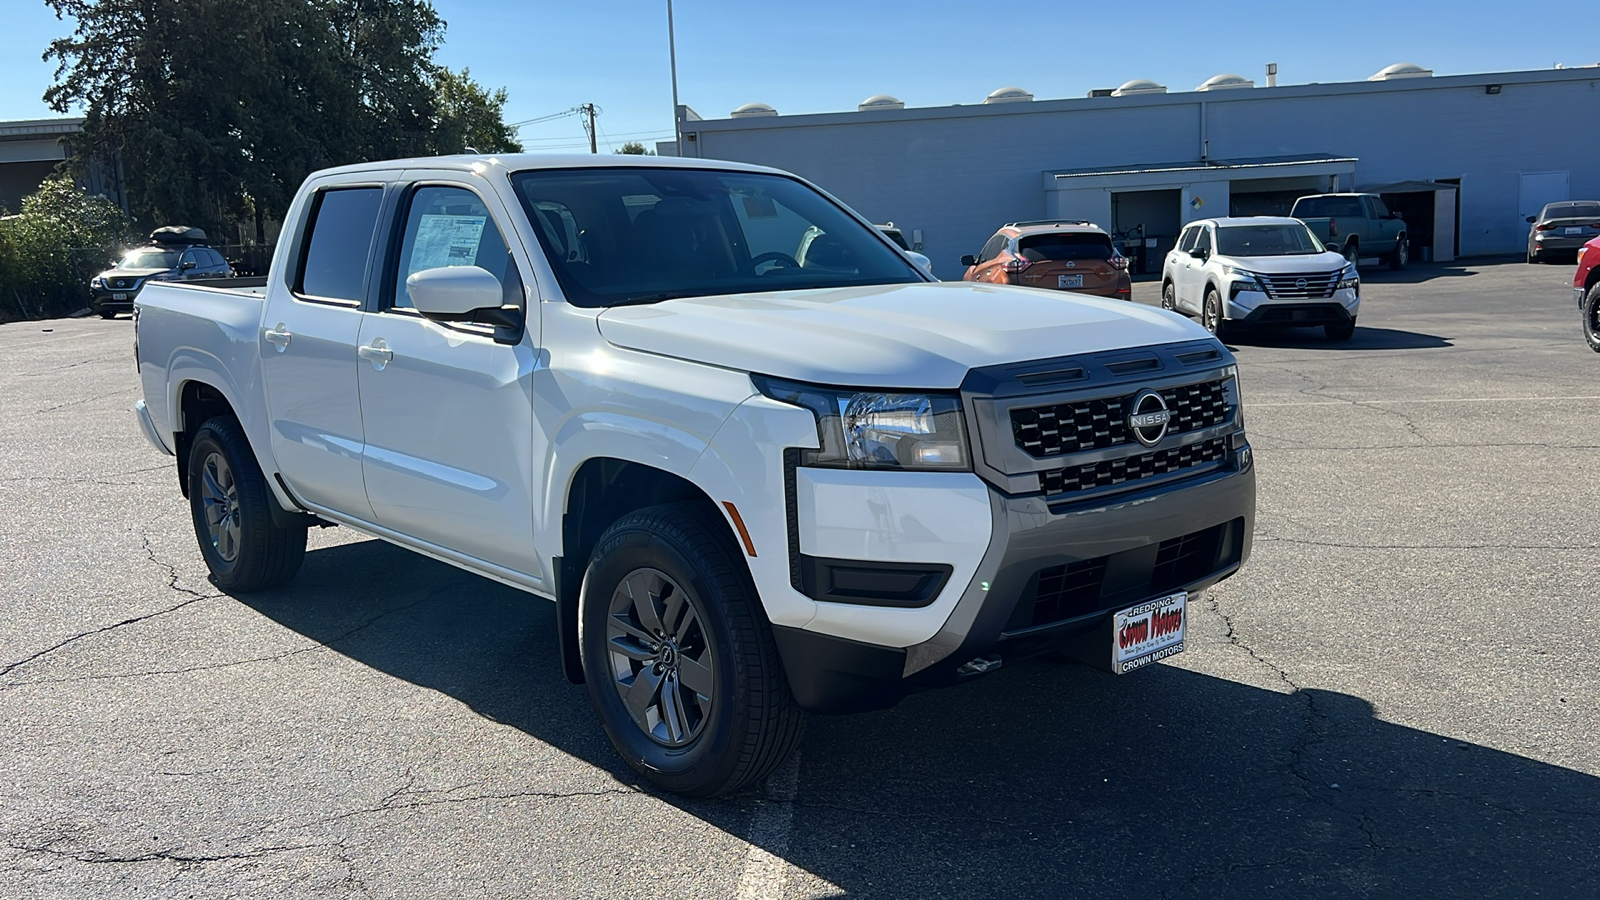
354;176;543;578
259;175;392;521
1011;231;1120;296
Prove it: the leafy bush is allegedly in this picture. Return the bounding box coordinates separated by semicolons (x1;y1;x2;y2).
0;174;134;320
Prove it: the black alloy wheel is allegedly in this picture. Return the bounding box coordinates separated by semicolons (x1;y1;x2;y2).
1161;281;1177;311
186;416;306;591
579;501;803;797
1583;284;1600;353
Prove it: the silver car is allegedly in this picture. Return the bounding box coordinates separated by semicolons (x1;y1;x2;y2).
1526;201;1600;263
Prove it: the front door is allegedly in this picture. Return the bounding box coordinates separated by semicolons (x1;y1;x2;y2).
355;181;542;578
1176;225;1212;313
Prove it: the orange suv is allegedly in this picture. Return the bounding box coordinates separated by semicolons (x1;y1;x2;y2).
960;220;1132;299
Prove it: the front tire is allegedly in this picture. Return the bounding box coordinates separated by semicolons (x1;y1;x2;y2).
186;416;306;591
579;501;803;797
97;309;118;319
1582;284;1600;353
1325;317;1357;341
1389;237;1409;270
1202;288;1228;338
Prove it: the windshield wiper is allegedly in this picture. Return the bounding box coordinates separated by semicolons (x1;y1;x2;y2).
609;292;693;307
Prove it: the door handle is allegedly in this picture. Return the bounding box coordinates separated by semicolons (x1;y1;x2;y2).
264;324;291;351
358;340;393;370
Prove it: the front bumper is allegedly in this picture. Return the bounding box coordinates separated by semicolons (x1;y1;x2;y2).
773;455;1255;713
90;286;143;311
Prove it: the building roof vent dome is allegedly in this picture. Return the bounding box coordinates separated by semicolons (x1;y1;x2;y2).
730;102;779;118
983;86;1034;104
857;94;905;111
1112;78;1167;96
1196;73;1254;91
1369;62;1433;81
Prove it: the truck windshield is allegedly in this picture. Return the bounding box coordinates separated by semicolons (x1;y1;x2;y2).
1292;196;1363;218
121;248;180;269
510;167;922;307
1216;224;1325;256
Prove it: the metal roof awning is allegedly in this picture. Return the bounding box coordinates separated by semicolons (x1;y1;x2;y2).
1359;180;1457;193
1045;153;1357;192
1049;153;1356;179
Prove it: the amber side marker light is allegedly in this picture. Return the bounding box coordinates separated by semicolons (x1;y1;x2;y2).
722;501;757;557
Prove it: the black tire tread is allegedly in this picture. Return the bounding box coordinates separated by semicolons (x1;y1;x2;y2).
189;415;306;592
1583;284;1600;354
586;501;802;797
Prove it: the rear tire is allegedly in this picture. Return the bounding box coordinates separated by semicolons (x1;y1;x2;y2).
186;416;306;591
1388;237;1408;270
579;501;803;797
1161;281;1177;311
1582;284;1600;353
1343;242;1359;266
1325;317;1357;341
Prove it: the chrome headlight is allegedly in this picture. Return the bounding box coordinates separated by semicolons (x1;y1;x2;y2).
753;376;970;470
1223;266;1264;296
1336;264;1360;291
91;276;106;289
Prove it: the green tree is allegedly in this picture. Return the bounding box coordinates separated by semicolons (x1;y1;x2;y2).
0;172;134;319
42;0;518;240
433;67;522;154
615;141;654;156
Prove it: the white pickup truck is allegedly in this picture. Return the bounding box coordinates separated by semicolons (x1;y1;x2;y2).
132;154;1255;796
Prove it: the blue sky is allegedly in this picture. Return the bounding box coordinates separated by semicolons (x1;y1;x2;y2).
8;0;1598;153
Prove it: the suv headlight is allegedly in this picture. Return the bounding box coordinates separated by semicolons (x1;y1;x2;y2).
1223;265;1264;291
91;276;106;289
1336;265;1360;291
753;376;970;470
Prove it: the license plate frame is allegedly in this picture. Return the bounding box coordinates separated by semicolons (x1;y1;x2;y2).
1112;592;1186;674
112;292;128;300
1058;274;1084;289
1564;226;1582;235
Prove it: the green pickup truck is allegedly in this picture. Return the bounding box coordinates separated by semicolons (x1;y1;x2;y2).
1291;193;1409;270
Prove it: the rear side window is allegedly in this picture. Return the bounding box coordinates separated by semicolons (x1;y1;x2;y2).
297;187;383;302
977;233;1007;263
1018;233;1114;262
1293;196;1363;218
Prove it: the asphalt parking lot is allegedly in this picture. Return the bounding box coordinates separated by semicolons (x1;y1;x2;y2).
1;259;1596;899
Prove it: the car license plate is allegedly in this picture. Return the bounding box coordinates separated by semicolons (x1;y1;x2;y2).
1058;274;1084;289
112;292;128;300
1564;227;1582;234
1112;592;1186;674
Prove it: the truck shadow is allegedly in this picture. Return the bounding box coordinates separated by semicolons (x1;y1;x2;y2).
1223;325;1453;350
240;539;1600;898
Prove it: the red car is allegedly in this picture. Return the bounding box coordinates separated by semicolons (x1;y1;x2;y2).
1576;236;1600;352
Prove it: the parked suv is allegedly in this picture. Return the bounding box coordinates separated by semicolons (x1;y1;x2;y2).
1162;217;1359;340
90;229;232;318
961;220;1132;299
1290;193;1408;269
1527;201;1600;264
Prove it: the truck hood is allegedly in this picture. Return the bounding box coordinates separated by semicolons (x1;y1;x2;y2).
596;282;1209;388
1215;251;1348;274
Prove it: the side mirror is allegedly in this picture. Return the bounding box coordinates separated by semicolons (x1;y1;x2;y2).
181;260;197;270
1190;247;1209;261
960;255;978;267
406;266;524;342
1525;215;1537;224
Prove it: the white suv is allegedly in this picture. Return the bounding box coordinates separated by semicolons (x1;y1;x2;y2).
1161;217;1360;341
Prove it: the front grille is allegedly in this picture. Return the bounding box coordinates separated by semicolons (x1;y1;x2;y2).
1253;304;1346;325
1012;378;1231;458
1257;272;1338;299
111;277;136;289
1038;437;1229;496
1008;520;1240;631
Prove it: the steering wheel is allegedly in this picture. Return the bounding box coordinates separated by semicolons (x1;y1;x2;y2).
748;251;800;274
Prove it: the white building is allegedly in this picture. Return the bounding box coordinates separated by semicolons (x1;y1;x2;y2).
673;65;1600;278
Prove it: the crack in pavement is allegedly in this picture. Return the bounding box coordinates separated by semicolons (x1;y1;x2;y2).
0;595;214;680
9;839;339;867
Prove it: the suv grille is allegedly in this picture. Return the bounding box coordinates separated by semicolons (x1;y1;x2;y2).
1257;272;1338;299
1012;378;1230;458
1037;438;1229;496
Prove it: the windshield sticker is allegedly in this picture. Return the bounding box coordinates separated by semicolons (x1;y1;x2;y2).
411;214;487;272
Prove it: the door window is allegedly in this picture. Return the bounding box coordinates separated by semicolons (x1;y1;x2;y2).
1176;226;1199;253
1368;197;1391;219
1195;227;1214;256
978;233;1008;263
390;185;518;314
297;187;384;303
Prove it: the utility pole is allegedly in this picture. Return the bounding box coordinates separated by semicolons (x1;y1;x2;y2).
667;0;680;153
583;103;598;154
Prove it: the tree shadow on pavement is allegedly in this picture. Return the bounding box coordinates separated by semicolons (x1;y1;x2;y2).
240;539;1600;899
